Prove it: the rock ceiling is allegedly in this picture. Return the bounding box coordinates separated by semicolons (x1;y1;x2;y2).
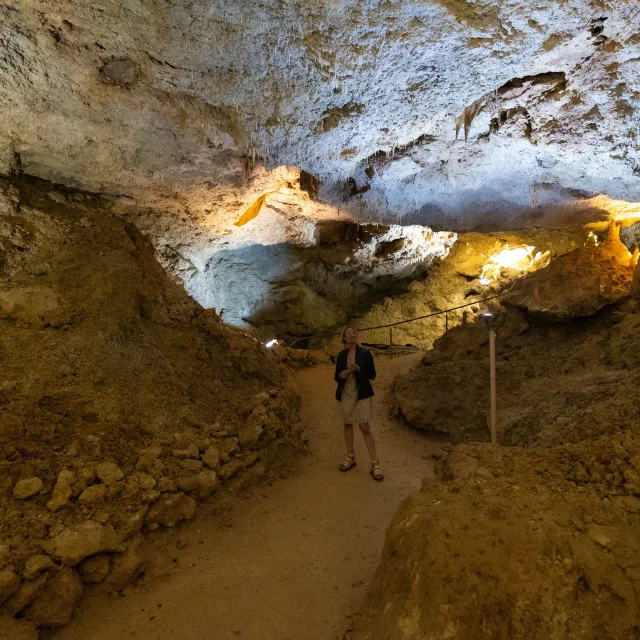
1;1;639;229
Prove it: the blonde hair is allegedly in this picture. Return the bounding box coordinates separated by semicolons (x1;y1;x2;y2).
341;325;358;345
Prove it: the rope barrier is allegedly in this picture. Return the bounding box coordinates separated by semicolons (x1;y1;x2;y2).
287;292;508;348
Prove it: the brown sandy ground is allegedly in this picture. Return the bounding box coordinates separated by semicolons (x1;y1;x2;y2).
50;354;437;640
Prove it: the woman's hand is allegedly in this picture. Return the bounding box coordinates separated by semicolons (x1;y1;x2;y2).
339;370;351;379
348;363;360;372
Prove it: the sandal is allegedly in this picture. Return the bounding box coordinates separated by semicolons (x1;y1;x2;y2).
339;453;356;472
370;460;384;482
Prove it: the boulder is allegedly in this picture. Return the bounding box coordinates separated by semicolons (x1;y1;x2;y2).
238;407;266;449
135;445;162;471
78;554;110;584
25;568;83;628
0;569;20;605
47;469;75;511
505;224;635;322
145;492;196;528
114;506;149;542
78;484;107;504
106;536;145;591
392;360;490;443
351;443;640;640
43;521;121;566
0;615;38;640
195;470;219;499
23;555;55;581
201;446;220;469
95;462;124;484
218;459;245;481
13;477;44;499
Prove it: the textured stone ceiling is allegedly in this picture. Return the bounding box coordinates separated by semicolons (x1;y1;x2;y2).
1;0;639;227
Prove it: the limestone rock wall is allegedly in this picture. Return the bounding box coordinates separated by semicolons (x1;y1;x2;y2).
352;441;640;640
0;175;304;631
327;227;587;350
391;226;640;444
0;1;638;227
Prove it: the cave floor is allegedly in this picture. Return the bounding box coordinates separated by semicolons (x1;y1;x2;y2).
51;354;437;640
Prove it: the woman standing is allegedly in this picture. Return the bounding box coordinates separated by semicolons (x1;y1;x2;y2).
335;325;384;481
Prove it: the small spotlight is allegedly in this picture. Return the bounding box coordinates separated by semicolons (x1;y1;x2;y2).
479;276;491;286
265;339;279;348
481;312;495;329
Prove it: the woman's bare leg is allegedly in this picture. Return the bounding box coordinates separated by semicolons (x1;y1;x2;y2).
344;424;354;455
358;423;378;460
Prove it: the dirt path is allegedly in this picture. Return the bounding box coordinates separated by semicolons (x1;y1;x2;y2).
53;355;436;640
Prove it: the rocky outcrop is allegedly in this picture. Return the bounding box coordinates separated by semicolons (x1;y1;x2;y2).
0;176;305;632
504;222;637;321
0;1;638;226
338;227;585;350
352;442;640;640
392;265;640;445
166;205;457;337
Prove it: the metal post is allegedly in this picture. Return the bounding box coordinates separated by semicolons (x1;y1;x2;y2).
489;328;497;444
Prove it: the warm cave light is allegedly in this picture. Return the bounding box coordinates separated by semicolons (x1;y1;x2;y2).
585;231;599;247
265;339;280;348
480;244;548;284
492;246;534;269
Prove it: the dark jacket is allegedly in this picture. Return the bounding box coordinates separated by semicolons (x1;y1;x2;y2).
334;345;376;401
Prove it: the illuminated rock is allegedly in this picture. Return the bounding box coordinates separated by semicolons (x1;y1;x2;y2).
505;222;636;321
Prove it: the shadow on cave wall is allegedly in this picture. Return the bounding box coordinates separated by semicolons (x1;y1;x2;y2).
187;240;432;341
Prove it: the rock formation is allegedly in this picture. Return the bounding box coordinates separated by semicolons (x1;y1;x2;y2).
1;1;639;339
352;442;640;640
0;175;304;630
354;231;640;637
1;1;640;636
332;227;586;350
504;221;637;321
1;1;638;224
391;224;640;443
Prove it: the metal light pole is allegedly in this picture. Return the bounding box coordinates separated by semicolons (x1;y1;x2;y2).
482;313;497;444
